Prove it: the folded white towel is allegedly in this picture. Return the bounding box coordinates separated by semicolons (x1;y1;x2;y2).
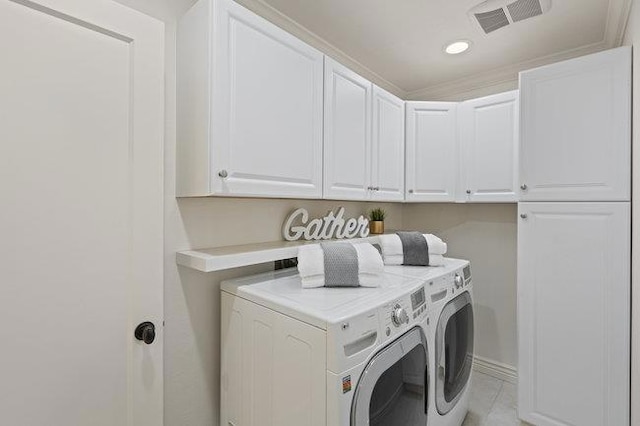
379;233;447;257
383;254;446;267
297;243;384;289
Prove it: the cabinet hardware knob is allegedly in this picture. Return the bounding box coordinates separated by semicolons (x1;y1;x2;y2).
408;189;414;194
520;214;528;219
367;186;372;191
520;184;528;190
375;187;380;191
466;190;471;194
218;170;228;178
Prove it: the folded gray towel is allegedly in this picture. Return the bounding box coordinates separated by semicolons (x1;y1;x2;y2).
321;242;360;287
396;231;430;266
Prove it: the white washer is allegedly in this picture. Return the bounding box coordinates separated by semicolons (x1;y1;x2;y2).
385;258;474;426
220;269;445;426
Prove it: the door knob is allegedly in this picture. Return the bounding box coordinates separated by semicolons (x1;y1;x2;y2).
135;322;156;344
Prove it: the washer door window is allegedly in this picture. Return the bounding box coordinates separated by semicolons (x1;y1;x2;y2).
435;291;474;415
351;327;428;426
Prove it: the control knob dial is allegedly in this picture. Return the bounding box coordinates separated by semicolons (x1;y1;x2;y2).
391;304;409;327
454;274;463;289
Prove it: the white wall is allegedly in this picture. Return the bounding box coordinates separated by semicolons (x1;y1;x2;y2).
403;204;518;370
622;2;639;424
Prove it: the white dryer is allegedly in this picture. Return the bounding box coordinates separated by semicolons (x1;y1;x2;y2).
385;258;474;426
220;269;435;426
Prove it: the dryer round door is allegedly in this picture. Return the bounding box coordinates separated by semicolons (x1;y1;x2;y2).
435;291;474;415
351;326;428;426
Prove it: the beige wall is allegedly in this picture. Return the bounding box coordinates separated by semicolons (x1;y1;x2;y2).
623;2;639;424
403;204;518;368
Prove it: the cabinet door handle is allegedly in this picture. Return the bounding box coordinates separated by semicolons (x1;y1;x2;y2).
408;189;414;194
466;190;471;194
520;214;528;219
218;170;229;178
520;184;528;190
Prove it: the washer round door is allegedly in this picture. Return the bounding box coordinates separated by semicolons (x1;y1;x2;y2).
351;327;428;426
435;291;474;415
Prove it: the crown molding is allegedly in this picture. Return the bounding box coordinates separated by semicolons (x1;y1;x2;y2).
605;0;633;46
406;40;609;100
407;0;633;101
235;0;408;98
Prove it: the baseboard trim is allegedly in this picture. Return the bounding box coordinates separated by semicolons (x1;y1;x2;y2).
473;356;518;384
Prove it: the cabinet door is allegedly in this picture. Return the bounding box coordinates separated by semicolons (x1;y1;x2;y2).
324;57;372;200
517;202;630;426
405;102;458;202
519;47;631;201
460;91;519;202
212;0;324;198
371;86;405;201
221;293;327;426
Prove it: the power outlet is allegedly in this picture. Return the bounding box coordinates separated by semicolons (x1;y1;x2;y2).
274;257;298;270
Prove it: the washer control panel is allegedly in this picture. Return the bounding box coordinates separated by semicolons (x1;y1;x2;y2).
380;284;428;341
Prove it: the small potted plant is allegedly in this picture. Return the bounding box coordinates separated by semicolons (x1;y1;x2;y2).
368;208;386;235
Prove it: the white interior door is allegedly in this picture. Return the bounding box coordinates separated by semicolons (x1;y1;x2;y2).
518;202;630;426
0;1;164;425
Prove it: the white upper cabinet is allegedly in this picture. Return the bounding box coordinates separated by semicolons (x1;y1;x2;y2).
459;91;519;202
371;86;405;201
177;0;324;198
519;47;631;202
323;57;372;200
405;102;458;202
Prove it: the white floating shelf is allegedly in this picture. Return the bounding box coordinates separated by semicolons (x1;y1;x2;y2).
176;234;386;272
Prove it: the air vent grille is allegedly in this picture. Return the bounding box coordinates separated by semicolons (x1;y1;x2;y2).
507;0;543;22
474;8;510;33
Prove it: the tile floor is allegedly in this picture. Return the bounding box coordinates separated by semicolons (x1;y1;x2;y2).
461;371;530;426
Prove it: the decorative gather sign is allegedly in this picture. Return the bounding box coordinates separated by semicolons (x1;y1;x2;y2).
283;207;370;241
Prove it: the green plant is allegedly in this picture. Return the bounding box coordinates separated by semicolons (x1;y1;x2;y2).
369;208;386;222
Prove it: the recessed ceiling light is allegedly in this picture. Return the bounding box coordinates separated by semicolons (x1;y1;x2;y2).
445;40;471;55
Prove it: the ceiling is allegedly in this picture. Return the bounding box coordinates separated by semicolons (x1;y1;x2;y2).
116;0;631;98
253;0;631;96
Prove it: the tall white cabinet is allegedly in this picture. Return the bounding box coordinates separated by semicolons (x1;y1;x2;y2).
177;0;324;198
519;47;631;202
459;91;519;202
517;47;631;426
405;102;458;202
518;202;630;426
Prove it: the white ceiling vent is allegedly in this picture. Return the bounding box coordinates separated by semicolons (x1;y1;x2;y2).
469;0;552;34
